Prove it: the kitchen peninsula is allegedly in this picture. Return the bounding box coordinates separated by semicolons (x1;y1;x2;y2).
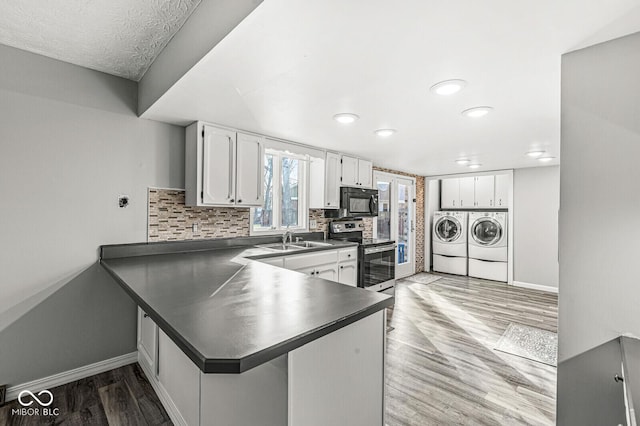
100;236;393;426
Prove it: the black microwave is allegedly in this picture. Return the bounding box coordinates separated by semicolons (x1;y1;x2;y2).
340;187;379;217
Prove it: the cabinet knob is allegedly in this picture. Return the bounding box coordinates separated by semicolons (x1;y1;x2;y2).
614;374;624;383
229;199;235;203
143;313;149;318
340;265;344;269
237;199;242;203
347;254;351;257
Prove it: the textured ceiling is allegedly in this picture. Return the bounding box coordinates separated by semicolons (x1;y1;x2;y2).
0;0;201;81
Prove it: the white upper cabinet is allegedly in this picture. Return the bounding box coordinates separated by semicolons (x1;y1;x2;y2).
358;159;373;188
341;155;373;188
325;152;341;208
236;133;264;206
202;125;236;205
495;174;509;207
341;155;359;187
440;174;510;209
459;177;475;208
185;122;263;207
440;179;459;208
309;152;341;210
474;175;495;208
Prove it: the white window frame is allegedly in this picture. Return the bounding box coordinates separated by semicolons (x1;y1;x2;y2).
250;149;309;235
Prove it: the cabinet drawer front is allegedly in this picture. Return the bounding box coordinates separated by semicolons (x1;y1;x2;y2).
338;248;358;262
284;250;338;270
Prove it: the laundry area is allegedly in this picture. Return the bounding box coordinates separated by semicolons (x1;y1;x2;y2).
425;167;559;293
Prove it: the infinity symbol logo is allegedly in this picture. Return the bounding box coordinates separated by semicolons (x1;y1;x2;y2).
18;390;54;407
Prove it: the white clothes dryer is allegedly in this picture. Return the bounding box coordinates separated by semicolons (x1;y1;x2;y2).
468;212;508;282
432;211;468;275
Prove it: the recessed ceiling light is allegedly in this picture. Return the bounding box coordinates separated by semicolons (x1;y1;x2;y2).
333;113;360;124
374;128;396;137
455;159;471;165
462;106;493;118
526;150;546;157
538;156;556;163
430;79;467;96
468;164;482;169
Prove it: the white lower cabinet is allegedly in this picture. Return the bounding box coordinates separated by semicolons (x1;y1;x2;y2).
338;260;358;286
158;331;200;426
138;308;157;374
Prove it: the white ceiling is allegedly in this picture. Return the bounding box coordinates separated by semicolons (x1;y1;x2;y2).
143;0;640;175
0;0;201;81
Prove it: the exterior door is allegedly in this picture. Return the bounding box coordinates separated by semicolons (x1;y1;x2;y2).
374;172;416;279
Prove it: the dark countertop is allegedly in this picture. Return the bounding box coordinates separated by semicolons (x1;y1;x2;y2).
100;238;392;374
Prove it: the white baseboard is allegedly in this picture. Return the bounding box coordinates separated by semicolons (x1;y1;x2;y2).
137;353;188;426
512;280;558;294
6;351;137;402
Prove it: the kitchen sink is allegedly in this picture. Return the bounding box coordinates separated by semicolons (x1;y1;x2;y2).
256;241;332;252
256;243;307;252
291;241;332;248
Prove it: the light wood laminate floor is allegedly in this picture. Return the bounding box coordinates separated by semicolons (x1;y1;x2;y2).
385;273;558;426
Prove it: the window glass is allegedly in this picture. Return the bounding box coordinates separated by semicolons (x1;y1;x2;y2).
281;157;300;227
253;154;274;231
252;152;306;234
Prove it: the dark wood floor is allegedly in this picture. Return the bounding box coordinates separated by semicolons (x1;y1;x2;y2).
0;363;171;425
386;273;558;426
0;273;557;426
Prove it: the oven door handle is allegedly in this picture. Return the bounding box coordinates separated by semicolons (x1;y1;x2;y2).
369;195;376;215
364;244;396;255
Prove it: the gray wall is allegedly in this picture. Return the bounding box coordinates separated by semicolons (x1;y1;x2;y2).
0;44;184;386
513;166;560;288
559;31;640;363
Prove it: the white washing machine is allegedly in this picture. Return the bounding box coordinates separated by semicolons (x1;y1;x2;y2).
468;212;508;282
432;211;468;275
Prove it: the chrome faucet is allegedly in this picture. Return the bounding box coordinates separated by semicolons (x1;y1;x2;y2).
282;230;294;246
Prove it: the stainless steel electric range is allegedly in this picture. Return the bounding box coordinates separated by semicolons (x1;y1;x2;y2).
329;219;396;292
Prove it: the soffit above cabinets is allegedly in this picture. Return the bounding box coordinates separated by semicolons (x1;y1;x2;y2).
141;0;640;176
0;0;202;81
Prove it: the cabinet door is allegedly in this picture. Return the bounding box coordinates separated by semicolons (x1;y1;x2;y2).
474;175;495;208
158;330;200;426
315;264;339;282
459;177;475;208
357;159;373;188
202;126;236;205
341;155;359;187
138;308;157;374
325;152;341;208
338;261;358;286
495;174;509;207
440;178;459;208
236;133;264;206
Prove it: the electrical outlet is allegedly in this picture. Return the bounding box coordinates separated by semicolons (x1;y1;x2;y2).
0;384;6;406
309;219;317;228
192;223;198;233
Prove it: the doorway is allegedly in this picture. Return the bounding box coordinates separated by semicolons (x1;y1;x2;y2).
373;172;416;278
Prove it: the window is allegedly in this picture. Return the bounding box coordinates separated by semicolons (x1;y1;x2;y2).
251;150;307;234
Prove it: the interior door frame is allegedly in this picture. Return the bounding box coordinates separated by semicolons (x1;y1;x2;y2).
424;169;514;284
373;171;417;278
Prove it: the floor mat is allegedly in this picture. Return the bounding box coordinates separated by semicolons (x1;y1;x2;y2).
495;323;558;366
403;273;442;285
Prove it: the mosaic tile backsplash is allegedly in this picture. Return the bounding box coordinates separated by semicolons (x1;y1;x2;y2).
147;188;359;242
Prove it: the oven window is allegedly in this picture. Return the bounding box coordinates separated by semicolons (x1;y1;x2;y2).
349;197;369;213
363;249;395;287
